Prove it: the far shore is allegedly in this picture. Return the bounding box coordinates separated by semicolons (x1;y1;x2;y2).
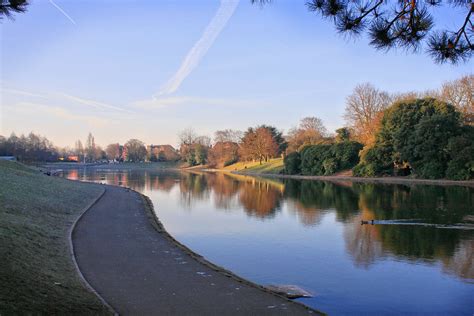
40;161;474;187
225;170;474;187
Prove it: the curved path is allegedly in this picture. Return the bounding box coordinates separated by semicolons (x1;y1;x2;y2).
73;186;318;315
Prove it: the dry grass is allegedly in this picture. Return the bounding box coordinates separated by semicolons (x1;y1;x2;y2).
0;161;110;314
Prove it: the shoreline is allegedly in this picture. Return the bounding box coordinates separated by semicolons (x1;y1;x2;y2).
139;191;322;314
224;171;474;187
69;179;322;314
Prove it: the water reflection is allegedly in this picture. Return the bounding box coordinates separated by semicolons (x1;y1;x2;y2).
64;169;474;285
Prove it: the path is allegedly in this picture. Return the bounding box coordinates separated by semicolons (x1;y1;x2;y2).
72;186;317;315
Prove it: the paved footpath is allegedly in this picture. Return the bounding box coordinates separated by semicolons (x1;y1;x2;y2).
73;186;318;315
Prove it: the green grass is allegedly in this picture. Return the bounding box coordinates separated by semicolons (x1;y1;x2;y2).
223;158;284;174
0;161;110;314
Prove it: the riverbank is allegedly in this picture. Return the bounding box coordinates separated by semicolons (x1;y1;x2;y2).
230;171;474;187
0;161;111;314
73;184;321;315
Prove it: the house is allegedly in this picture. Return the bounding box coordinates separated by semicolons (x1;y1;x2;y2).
147;145;180;162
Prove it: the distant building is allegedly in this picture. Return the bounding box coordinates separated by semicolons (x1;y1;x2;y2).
67;155;79;162
0;156;16;161
147;145;180;162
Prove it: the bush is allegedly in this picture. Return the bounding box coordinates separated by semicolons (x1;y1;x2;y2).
284;152;301;174
445;128;474;180
298;141;362;176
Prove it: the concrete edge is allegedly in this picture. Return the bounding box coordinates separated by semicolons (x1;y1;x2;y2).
228;171;474;187
138;192;325;315
68;186;118;316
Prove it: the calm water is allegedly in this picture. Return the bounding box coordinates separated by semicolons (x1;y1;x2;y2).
64;169;474;315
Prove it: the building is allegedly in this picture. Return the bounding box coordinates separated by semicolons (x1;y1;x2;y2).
147;145;180;162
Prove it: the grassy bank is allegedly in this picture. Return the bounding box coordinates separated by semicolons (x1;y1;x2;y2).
222;158;284;174
0;161;110;314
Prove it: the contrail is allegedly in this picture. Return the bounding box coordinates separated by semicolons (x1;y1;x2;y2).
154;0;240;98
49;0;76;25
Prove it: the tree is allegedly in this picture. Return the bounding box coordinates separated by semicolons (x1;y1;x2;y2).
354;98;471;179
207;141;240;168
304;1;473;64
214;129;243;143
105;143;121;161
0;0;28;19
85;132;96;162
440;74;474;125
344;83;392;145
75;140;84;162
178;128;198;147
335;127;351;142
124;139;147;162
287;117;327;152
239;127;279;164
258;125;287;155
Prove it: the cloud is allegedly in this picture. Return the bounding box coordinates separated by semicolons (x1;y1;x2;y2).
154;0;240;97
2;88;48;98
56;93;132;113
5;102;108;127
49;0;76;25
2;87;131;113
132;95;267;109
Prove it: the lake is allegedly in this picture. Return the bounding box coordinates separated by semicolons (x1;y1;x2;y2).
63;168;474;315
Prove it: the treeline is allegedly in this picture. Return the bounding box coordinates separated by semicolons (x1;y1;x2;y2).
182;74;472;180
283;74;473;180
0;133;59;162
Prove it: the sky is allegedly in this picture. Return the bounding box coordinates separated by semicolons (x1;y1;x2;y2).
1;0;472;148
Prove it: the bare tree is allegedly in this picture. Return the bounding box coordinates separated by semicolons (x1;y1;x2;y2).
214;129;243;143
178;128;198;146
124;139;147;162
105;143;121;161
440;74;473;125
344;83;392;145
287;116;328;152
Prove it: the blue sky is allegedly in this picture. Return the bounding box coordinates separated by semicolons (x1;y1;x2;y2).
1;0;472;147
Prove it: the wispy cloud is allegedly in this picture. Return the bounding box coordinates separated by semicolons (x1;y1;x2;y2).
133;95;267;110
56;93;132;113
2;87;131;113
6;102;108;127
154;0;240;98
49;0;76;25
2;88;48;98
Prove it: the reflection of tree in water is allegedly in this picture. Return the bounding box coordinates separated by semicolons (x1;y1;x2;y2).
284;180;360;224
206;173;241;209
353;183;474;224
344;208;385;268
178;172;211;208
238;179;282;219
441;238;474;280
145;172;177;192
343;183;474;280
286;200;325;226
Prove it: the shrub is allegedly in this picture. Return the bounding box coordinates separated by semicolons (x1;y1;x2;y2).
284;152;301;174
298;141;362;176
445;128;474;180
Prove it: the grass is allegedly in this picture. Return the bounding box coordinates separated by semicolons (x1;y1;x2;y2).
0;161;110;314
222;158;284;174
